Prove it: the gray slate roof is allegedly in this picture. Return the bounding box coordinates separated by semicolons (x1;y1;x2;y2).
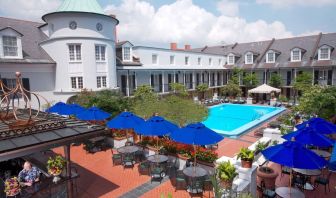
0;17;54;64
193;33;336;69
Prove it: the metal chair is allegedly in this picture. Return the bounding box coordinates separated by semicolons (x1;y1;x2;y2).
134;149;145;162
123;154;135;169
150;166;164;183
189;178;204;195
111;149;122;166
203;175;213;198
125;141;133;146
260;180;276;198
314;171;332;193
138;161;150;175
174;170;186;191
280;166;291;180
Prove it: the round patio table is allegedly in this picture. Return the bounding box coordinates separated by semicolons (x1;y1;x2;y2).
117;146;139;154
147;155;168;163
275;187;305;198
293;168;321;190
311;149;331;158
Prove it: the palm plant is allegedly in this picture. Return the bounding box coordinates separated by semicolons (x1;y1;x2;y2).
217;161;238;188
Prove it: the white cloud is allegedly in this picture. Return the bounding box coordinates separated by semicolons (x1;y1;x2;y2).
105;0;292;47
256;0;336;8
217;0;239;17
0;0;61;21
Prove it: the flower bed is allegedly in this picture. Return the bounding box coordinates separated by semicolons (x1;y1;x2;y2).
139;137;218;163
4;177;20;197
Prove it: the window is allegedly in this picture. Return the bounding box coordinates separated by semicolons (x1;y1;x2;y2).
68;44;81;61
197;57;201;65
123;47;131;61
95;45;106;61
245;53;253;64
5;79;16;89
218;59;222;66
170;55;175;65
319;47;330;60
97;76;107;88
3;36;18;57
228;55;234;65
152;54;158;65
291;49;301;62
266;52;275;63
185;56;189;65
209;58;212;66
70;77;83;89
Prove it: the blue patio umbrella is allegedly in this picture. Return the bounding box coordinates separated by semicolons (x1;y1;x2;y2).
136;115;179;152
76;107;110;121
107;111;145;140
329;143;336;171
282;127;334;148
170;122;224;167
46;102;69;115
57;103;86;116
107;111;144;129
296;117;336;134
136;115;178;136
261;140;327;169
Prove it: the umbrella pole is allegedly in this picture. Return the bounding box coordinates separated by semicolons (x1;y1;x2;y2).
193;145;196;174
289;169;292;198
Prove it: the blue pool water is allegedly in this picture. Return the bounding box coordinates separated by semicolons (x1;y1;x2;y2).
203;104;285;137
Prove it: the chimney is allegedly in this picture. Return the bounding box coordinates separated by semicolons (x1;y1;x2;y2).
170;43;177;50
184;44;191;50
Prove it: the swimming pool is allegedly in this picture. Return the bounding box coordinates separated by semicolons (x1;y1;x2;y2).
203;104;285;137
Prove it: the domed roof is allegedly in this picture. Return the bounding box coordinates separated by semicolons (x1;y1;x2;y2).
56;0;104;15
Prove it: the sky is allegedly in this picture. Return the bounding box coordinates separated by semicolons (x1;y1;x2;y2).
0;0;335;48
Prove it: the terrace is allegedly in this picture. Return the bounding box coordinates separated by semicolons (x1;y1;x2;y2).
1;74;336;198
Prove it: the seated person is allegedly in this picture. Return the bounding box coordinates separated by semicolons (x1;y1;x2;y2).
18;161;41;187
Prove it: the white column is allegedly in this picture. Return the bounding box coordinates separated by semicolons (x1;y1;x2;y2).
126;70;130;97
162;71;165;93
208;72;211;87
192;71;195;89
149;71;152;86
173;70;176;83
183;71;186;86
312;68;315;85
134;71;137;90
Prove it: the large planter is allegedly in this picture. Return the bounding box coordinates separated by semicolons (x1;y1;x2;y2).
220;180;233;189
257;167;278;197
241;160;253;168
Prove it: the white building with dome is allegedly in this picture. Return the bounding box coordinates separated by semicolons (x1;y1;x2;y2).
0;0;335;106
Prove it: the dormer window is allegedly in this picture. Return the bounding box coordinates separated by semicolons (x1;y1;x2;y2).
318;46;331;60
291;48;301;62
152;54;158;65
123;46;131;61
245;52;253;64
209;58;212;66
185;56;189;65
218;59;222;66
3;36;18;57
197;57;202;65
266;51;275;63
228;54;235;65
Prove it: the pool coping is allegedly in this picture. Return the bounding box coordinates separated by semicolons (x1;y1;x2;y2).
205;103;286;138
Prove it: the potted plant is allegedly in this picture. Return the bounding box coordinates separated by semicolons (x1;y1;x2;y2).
4;177;20;197
217;161;238;189
47;155;66;183
254;141;268;155
237;148;254;168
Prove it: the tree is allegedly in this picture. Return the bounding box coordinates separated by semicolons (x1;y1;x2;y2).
269;74;282;88
293;71;313;93
73;89;131;117
160;95;208;126
221;83;242;98
132;85;159;119
295;86;336;119
242;73;258;88
169;83;188;97
230;67;242;85
196;83;209;100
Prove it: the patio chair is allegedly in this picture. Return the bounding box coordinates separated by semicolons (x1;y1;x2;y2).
314;171;332;193
123;154;135;169
189;178;204;195
280;166;291;181
260;180;276;198
203;175;213;198
135;149;145;162
150;166;164;183
224;98;229;103
138;161;150;175
166;157;177;176
292;173;305;191
111;150;122;166
125;141;133;146
174;170;186;191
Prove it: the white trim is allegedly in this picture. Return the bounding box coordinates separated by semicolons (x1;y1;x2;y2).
318;45;331;60
266;50;275;63
228;54;235;65
291;48;301;62
245;52;253;64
